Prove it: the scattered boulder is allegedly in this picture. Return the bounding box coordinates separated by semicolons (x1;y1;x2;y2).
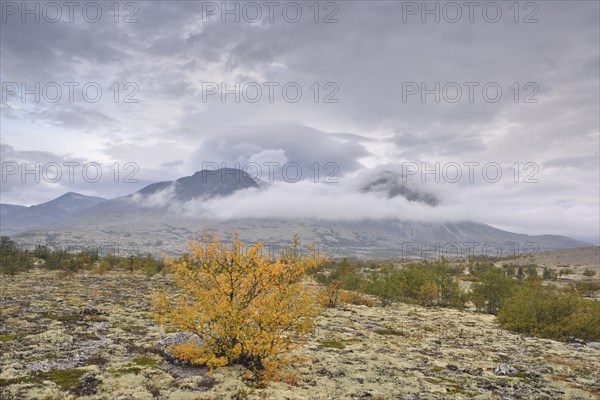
316;367;346;378
587;342;600;349
157;332;203;364
464;367;483;376
81;307;108;316
70;373;102;396
494;363;518;376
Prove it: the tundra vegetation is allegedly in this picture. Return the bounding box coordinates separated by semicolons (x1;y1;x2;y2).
315;257;600;342
0;236;166;276
1;235;599;396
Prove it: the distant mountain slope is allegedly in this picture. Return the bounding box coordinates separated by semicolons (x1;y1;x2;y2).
134;168;260;202
2;169;591;258
0;192;106;235
11;216;590;259
0;204;27;218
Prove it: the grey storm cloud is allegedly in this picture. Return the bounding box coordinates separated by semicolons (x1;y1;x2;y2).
0;0;598;242
188;125;370;178
0;144;150;205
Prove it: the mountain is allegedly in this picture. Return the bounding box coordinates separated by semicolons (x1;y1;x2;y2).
0;204;27;218
1;169;591;258
133;168;260;203
0;192;106;235
360;170;439;205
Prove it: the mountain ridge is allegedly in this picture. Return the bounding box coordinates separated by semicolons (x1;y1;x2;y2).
1;168;591;258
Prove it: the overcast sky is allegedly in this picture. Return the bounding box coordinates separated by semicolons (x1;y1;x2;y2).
1;1;598;243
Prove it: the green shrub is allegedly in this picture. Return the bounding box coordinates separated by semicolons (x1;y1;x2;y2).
400;263;465;308
366;264;401;307
497;282;600;341
0;237;33;275
141;255;166;276
542;267;558;281
558;266;574;276
583;268;597;277
525;264;539;279
467;261;494;277
572;281;600;296
326;259;365;291
470;268;517;315
365;261;465;308
503;264;516;277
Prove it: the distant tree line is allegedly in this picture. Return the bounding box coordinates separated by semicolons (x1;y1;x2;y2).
0;236;165;276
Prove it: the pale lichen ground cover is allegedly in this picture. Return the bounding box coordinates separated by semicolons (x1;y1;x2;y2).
1;269;599;399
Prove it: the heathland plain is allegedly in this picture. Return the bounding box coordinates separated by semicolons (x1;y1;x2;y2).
0;246;599;399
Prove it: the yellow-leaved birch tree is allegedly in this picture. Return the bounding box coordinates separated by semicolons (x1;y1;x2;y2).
153;234;319;384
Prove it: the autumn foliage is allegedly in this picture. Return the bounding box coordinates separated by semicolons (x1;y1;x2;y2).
153;234;319;384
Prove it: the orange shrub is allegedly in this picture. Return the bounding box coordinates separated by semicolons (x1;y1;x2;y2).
153;234;319;384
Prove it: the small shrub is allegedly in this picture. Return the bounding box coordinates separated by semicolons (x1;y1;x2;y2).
0;237;33;275
558;266;574;276
572;281;600;296
366;265;401;307
338;290;377;307
470;268;516;315
497;282;600;341
398;264;465;308
318;280;343;308
525;264;539;279
583;268;597;277
365;262;465;308
416;281;440;307
153;234;319;385
467;261;494;277
542;267;558;281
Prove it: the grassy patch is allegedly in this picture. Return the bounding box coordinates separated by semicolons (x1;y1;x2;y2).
133;355;157;367
513;371;533;379
0;334;18;342
373;327;404;336
0;376;39;387
39;368;87;390
316;340;345;349
446;383;468;395
42;313;80;322
119;324;144;334
25;353;57;361
111;366;143;376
